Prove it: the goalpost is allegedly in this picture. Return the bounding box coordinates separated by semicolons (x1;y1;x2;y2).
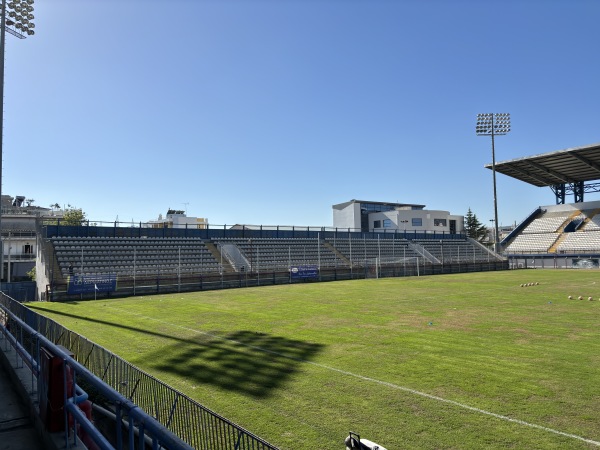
365;256;422;278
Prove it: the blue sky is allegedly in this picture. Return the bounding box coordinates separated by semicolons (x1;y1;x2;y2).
3;0;600;227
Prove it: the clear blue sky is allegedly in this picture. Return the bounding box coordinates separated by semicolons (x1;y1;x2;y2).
4;0;600;227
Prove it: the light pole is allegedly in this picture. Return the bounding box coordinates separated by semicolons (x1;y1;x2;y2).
0;0;35;280
489;218;496;251
476;113;510;254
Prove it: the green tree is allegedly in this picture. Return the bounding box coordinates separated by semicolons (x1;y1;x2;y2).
26;266;36;281
62;208;87;226
465;208;488;243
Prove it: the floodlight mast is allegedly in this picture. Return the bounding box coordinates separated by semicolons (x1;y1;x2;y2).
0;0;35;281
476;113;511;254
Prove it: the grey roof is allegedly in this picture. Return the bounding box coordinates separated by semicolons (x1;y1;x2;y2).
485;142;600;187
332;199;426;209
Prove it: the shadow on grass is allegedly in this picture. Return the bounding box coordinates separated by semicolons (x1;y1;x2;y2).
147;330;323;398
29;306;324;398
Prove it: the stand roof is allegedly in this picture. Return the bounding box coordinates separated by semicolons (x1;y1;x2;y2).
485;142;600;187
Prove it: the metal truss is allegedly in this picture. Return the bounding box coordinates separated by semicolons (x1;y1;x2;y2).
551;181;600;204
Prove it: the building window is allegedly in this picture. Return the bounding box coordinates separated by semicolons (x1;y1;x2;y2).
23;244;33;254
383;219;392;228
412;218;422;227
434;219;447;227
374;220;381;228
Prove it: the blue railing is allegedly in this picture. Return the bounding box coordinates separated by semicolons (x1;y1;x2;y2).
500;207;542;247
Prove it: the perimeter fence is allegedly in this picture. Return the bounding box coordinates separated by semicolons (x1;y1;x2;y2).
0;293;279;450
47;258;508;301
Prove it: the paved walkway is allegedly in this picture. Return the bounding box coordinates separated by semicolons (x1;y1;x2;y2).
0;358;46;450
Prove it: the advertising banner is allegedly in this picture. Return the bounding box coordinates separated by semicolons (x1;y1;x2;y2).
290;265;319;279
571;258;599;269
68;274;117;295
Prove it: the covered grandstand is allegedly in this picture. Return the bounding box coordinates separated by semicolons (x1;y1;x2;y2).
488;142;600;268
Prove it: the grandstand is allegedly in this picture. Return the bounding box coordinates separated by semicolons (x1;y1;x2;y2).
40;220;505;301
490;142;600;268
502;201;600;267
51;236;221;277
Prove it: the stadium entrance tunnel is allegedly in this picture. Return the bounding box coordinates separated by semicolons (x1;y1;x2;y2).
149;330;325;398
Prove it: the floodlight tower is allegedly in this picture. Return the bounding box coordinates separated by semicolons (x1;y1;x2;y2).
476;113;511;254
0;0;35;280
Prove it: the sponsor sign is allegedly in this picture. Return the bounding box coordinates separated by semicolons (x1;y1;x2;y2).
290;265;319;279
68;274;117;295
572;258;599;269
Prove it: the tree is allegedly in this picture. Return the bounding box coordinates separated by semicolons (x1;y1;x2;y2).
26;266;36;281
465;208;488;243
62;208;87;226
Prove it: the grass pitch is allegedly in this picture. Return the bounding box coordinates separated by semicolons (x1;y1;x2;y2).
30;270;600;449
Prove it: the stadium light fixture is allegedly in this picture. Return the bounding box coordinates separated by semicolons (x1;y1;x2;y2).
476;113;511;254
0;0;35;280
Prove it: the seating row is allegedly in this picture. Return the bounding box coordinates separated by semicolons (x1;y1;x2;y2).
505;233;559;253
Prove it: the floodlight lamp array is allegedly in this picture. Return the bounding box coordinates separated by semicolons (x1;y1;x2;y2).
476;112;511;136
3;0;35;38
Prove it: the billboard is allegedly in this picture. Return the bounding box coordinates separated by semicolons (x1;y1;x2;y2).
572;258;599;269
290;265;319;279
68;274;117;295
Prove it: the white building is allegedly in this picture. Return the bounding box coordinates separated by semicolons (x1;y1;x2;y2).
0;195;54;282
148;209;208;229
332;199;464;234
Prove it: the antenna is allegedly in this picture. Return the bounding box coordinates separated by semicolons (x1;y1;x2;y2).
182;202;189;215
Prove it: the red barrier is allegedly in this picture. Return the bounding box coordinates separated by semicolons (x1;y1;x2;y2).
77;400;100;450
39;345;74;432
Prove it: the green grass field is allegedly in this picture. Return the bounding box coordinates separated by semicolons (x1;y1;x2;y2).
30;270;600;449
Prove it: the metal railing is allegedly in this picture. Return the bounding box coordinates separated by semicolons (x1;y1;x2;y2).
0;294;280;450
43;222;467;241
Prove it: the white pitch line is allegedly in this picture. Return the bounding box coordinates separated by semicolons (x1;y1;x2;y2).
107;305;600;447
